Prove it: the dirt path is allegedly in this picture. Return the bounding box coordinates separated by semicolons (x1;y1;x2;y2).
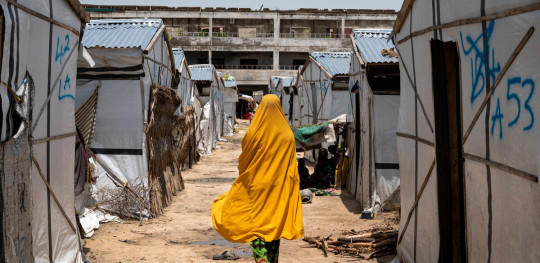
84;120;398;262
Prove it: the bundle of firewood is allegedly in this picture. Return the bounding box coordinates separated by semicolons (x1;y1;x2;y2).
303;229;398;259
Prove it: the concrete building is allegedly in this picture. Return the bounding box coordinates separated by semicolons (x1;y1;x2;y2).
83;5;397;94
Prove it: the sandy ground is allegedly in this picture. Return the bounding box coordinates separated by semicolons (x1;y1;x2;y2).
83;120;399;263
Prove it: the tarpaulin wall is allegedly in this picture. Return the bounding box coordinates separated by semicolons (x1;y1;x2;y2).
268;76;280;95
213;79;224;141
291;89;300;126
174;58;193;108
394;0;540;262
223;86;237;137
0;0;85;261
280;87;290;121
298;62;334;125
76;28;173;194
345;50;401;210
197;73;220;154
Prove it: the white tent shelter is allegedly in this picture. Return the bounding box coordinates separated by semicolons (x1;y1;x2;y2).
268;76;281;95
393;1;540;261
276;76;297;124
268;76;297;124
297;52;352;126
346;29;401;211
75;19;176;197
221;74;237;137
0;0;87;262
172;48;195;109
173;48;201;145
189;64;221;154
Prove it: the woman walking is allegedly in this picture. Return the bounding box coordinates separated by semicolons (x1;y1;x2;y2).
212;95;304;263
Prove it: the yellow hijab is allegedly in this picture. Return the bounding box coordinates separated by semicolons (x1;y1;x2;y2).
211;94;304;243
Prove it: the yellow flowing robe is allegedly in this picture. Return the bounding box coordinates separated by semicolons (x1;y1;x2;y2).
211;94;304;243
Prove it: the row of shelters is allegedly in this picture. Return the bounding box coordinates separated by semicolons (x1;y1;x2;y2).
269;0;540;261
188;64;238;153
268;29;401;212
0;9;238;261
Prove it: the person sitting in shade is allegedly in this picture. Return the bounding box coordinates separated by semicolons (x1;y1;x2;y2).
298;158;311;189
311;148;332;189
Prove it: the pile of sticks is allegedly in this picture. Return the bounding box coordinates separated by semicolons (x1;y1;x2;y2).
303;228;398;259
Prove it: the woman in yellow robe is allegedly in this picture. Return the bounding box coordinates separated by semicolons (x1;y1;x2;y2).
211;94;304;262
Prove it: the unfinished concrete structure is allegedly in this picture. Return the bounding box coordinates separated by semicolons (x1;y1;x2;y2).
82;5;396;95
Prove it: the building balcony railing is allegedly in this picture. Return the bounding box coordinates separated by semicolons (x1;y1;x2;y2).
169;31;274;38
214;65;274;70
168;31;344;39
278;65;302;70
213;65;301;70
279;32;343;39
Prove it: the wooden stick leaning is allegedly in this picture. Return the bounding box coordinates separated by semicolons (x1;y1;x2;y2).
32;157;77;233
464;153;537;183
6;0;81;36
33;132;77;144
396;132;434;147
398;158;436;244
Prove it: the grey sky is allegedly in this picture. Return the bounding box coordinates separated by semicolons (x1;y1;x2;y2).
79;0;404;11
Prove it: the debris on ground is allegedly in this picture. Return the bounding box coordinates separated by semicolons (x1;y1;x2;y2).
303;227;398;259
212;251;240;260
310;188;340;196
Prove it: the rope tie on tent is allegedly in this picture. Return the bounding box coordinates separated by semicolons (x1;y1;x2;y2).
32;157;78;234
1;81;22;104
32;40;79;132
5;0;81;37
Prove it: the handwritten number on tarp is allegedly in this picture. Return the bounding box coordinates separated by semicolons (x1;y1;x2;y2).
55;34;70;65
504;77;535;131
58;73;74;101
522;78;535;131
491;98;504;139
461;21;536;139
13;236;27;263
507;77;521;127
460;21;501;105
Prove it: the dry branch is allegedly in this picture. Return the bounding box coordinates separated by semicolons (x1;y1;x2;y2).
303;230;398;259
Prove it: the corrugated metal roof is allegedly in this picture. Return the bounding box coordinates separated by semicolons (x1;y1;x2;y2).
310;52;351;77
189;64;215;81
353;29;398;64
82;19;163;49
172;48;184;70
